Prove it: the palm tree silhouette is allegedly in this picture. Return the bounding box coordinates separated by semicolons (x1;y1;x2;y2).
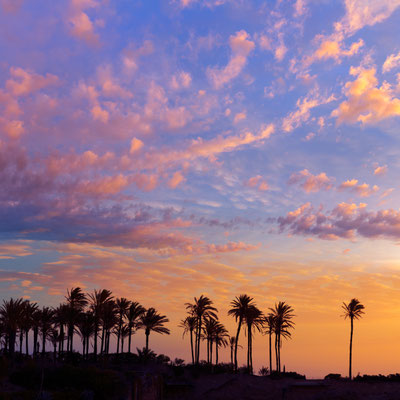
138;308;170;351
342;298;365;380
0;298;25;355
179;316;197;364
77;311;95;359
186;295;217;364
228;294;255;371
53;303;68;355
115;298;131;354
264;313;276;374
269;302;295;373
88;289;113;357
39;307;54;356
214;322;228;365
244;305;264;373
125;301;145;354
20;300;38;355
65;287;87;354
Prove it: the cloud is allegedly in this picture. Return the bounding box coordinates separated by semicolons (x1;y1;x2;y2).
338;179;379;197
130;137;144;154
382;51;400;73
245;175;269;191
336;0;400;37
288;169;333;193
168;171;185;189
122;41;154;74
6;67;59;97
312;38;364;63
207;30;255;89
0;240;33;259
233;112;246;124
282;89;335;132
278;202;400;241
0;0;23;12
170;71;192;90
374;165;388;176
332;67;400;124
68;0;100;46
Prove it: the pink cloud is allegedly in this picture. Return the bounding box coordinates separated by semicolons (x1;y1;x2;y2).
0;0;23;12
245;175;269;191
6;67;59;97
288;169;333;193
207;30;255;89
168;171;185;189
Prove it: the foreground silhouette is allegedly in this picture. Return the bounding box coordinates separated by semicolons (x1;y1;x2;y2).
342;298;365;380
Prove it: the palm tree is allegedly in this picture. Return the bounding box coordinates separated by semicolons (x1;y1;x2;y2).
138;308;170;351
77;311;95;359
269;302;295;373
228;294;255;371
202;317;218;364
65;287;87;353
245;305;264;373
0;298;25;355
101;300;117;354
39;307;54;355
115;298;131;354
53;303;68;355
342;298;365;380
21;301;38;355
179;316;197;364
214;322;228;365
186;295;217;364
125;301;145;354
88;289;113;357
264;313;276;374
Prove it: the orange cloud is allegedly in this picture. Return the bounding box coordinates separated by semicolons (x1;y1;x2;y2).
338;179;379;197
332;67;400;124
313;38;364;63
288;169;333;193
68;0;100;46
207;30;255;89
168;171;185;189
383;51;400;73
374;165;388;176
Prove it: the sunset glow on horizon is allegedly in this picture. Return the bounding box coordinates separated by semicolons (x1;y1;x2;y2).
2;0;400;378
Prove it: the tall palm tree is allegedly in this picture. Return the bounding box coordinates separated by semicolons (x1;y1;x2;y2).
65;287;88;353
101;300;117;354
88;289;113;357
228;294;255;371
342;298;365;380
0;298;25;355
245;305;264;374
77;311;95;359
264;313;276;374
214;322;228;365
125;301;145;354
179;316;197;364
202;317;219;364
39;307;55;355
186;295;217;364
53;303;68;355
269;302;295;373
21;301;38;356
138;308;170;351
115;298;131;354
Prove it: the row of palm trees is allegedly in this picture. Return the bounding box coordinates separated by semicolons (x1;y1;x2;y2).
0;288;170;358
0;289;364;379
181;294;295;374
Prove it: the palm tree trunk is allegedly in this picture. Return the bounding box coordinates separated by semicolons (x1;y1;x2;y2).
269;332;272;374
275;333;279;373
231;344;233;368
128;325;132;354
349;317;353;380
145;331;149;351
94;323;98;357
101;326;105;354
19;332;23;353
196;319;202;364
209;339;213;365
42;333;46;355
207;338;210;363
234;318;242;372
248;325;252;374
25;329;29;355
121;337;124;353
117;316;122;354
216;340;219;365
33;328;38;357
190;329;194;364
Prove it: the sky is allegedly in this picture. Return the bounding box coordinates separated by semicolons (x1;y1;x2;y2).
2;0;400;378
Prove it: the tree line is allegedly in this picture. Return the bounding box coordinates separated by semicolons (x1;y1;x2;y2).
0;288;364;379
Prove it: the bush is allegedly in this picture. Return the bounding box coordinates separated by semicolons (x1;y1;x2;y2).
259;366;269;376
324;373;342;380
